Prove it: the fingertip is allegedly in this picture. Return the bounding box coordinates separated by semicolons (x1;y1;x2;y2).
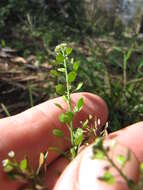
109;121;143;162
54;141;140;190
46;157;70;190
71;92;108;129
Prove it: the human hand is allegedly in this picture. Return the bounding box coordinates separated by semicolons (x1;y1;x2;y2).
1;92;142;190
53;122;143;190
0;92;108;189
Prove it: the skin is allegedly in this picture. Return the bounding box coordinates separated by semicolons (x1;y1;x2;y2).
0;92;108;189
52;123;143;190
0;92;142;190
109;122;143;162
53;140;140;190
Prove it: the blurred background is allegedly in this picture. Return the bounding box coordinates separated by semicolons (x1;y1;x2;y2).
0;0;143;132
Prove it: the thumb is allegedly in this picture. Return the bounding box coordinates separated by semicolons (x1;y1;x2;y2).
53;140;140;190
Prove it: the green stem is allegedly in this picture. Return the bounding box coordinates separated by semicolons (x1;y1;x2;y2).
123;54;127;90
28;85;34;107
1;103;10;117
123;44;134;91
103;150;135;189
63;56;74;147
64;58;71;111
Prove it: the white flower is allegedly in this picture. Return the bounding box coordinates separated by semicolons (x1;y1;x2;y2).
2;159;9;167
55;43;67;53
8;151;15;158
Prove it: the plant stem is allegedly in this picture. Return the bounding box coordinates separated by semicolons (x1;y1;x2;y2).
1;103;10;117
123;44;133;91
103;149;135;189
63;56;74;147
64;58;71;111
123;53;127;90
28;85;34;107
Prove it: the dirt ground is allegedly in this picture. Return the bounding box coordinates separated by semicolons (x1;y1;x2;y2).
0;49;54;118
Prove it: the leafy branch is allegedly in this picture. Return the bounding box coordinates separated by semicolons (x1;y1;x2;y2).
2;43;100;188
92;137;143;190
2;151;48;189
52;43;86;159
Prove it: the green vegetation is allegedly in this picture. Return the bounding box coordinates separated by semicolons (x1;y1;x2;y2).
2;150;48;189
0;2;143;135
53;43;84;159
0;1;143;189
2;43;93;187
93;137;143;189
1;37;143;187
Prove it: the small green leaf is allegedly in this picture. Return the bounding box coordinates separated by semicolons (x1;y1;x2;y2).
93;150;105;160
74;98;84;112
56;84;65;95
2;159;10;167
93;138;103;150
140;162;143;174
75;82;83;92
70;58;74;64
53;129;64;137
66;47;72;55
50;69;59;77
59;113;66;123
68;71;76;83
99;171;115;185
73;61;80;71
57;68;65;72
82;119;89;129
74;128;84;146
56;54;64;63
70;147;76;158
77;98;84;111
116;154;127;166
4;165;13;172
55;103;64;110
59;112;74;123
20;159;27;171
1;39;6;48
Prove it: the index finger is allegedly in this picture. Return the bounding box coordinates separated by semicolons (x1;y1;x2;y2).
0;92;108;189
